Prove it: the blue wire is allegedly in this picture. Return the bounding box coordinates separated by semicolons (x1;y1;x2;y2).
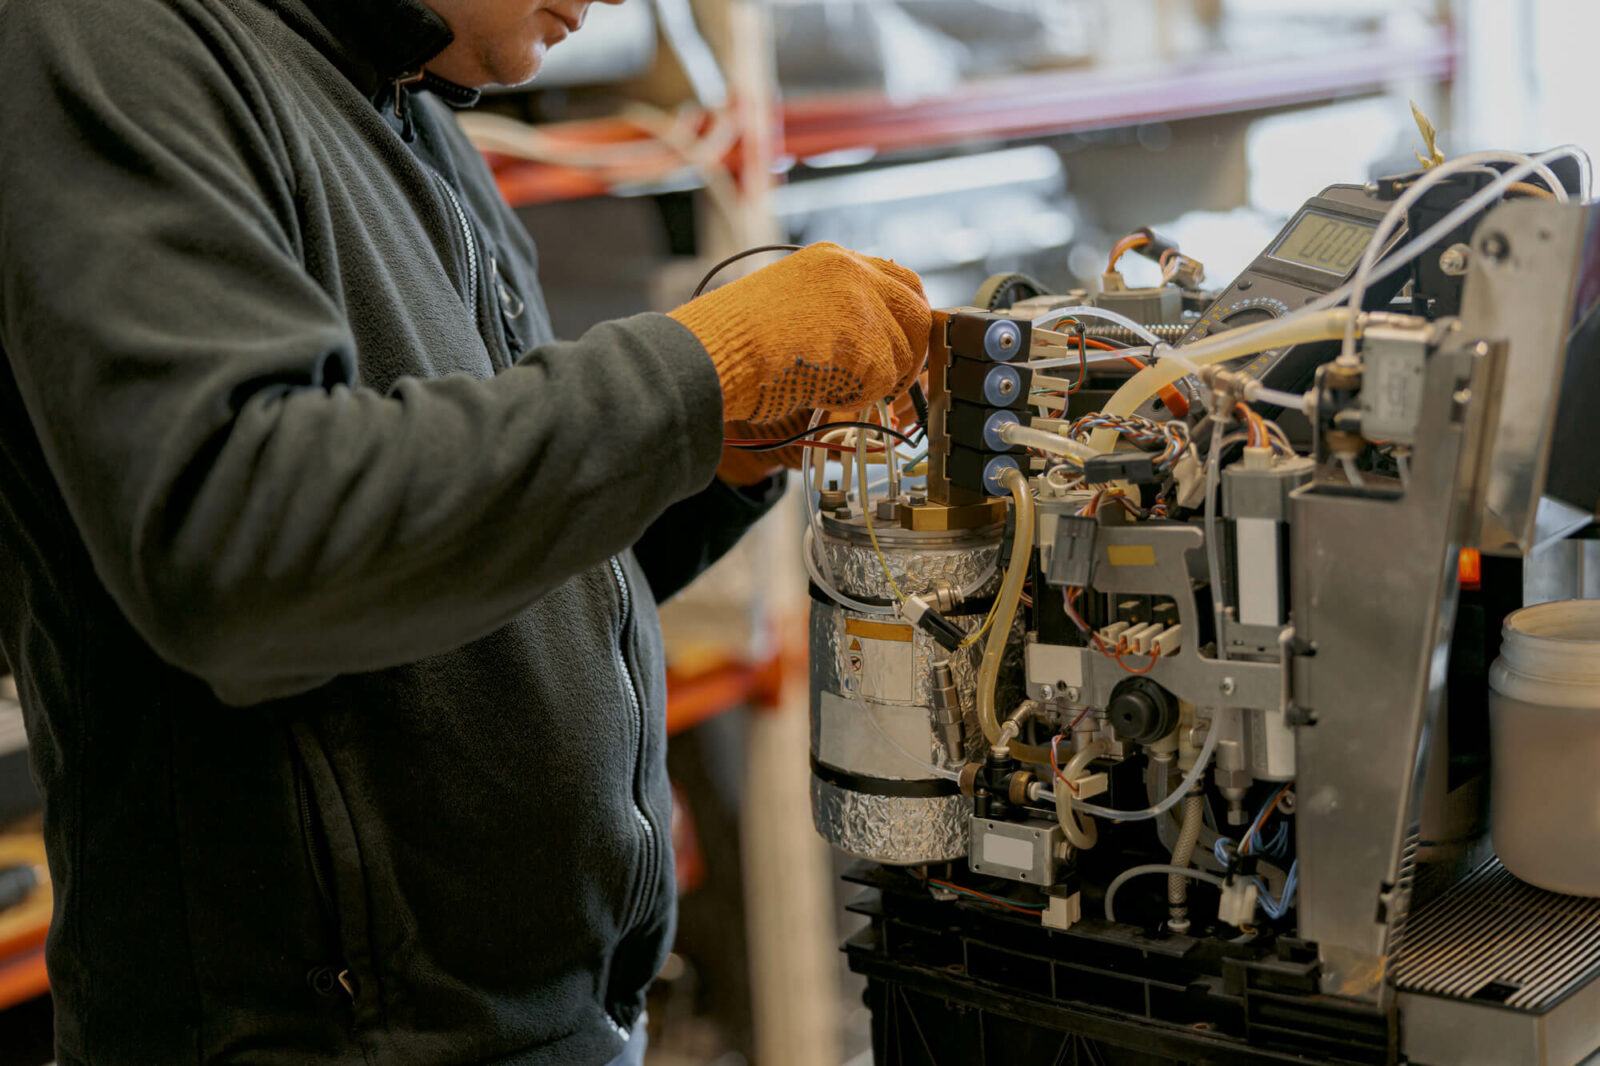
1243;785;1292;858
1215;784;1299;921
1254;861;1299;920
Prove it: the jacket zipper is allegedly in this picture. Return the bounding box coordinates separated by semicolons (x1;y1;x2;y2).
609;557;661;935
430;173;481;335
292;755;357;1003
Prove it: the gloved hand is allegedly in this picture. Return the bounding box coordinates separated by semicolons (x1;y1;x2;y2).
671;242;931;423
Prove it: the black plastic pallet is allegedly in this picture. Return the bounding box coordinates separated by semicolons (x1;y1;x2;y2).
843;862;1395;1066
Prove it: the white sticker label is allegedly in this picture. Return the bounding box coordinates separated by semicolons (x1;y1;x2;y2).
841;617;915;704
1235;517;1282;627
981;832;1036;872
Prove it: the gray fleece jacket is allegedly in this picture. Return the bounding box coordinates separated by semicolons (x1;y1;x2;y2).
0;0;779;1062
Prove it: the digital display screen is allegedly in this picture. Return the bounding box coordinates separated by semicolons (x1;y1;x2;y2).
1269;211;1377;275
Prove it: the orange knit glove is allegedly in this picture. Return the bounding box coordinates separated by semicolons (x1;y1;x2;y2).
670;242;931;423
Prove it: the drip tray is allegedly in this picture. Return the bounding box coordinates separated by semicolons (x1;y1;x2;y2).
1392;856;1600;1066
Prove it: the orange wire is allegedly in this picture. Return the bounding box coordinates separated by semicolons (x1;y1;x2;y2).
1242;783;1292;855
1233;403;1265;448
1064;586;1165;675
1108;233;1151;271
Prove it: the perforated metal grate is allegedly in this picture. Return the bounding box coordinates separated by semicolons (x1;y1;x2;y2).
1391;856;1600;1011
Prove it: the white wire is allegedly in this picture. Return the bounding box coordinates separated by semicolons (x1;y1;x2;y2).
1339;454;1366;488
1032;305;1163;346
1026;346;1154;372
1338;150;1569;366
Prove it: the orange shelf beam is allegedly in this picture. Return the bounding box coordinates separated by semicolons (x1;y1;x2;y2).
491;35;1455;208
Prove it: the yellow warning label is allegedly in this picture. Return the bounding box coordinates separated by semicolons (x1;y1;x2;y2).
843;619;914;643
1106;544;1157;567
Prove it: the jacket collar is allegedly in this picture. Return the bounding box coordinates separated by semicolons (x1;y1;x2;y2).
264;0;478;105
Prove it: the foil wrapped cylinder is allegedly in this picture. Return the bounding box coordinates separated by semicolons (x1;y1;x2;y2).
809;514;1011;865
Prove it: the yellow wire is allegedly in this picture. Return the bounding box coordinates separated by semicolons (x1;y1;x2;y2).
857;419;905;602
854;406;1004;639
958;572;1007;649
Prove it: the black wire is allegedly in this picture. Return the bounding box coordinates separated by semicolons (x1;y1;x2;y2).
692;243;806;299
729;420;917;451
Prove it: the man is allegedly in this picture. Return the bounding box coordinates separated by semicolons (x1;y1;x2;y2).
0;0;929;1063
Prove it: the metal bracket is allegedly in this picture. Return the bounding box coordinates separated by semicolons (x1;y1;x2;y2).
1078;524;1282;712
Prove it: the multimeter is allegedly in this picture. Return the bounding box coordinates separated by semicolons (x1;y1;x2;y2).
1175;183;1406;392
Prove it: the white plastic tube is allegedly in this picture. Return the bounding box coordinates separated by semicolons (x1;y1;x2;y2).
1243;382;1311;413
1291;145;1587;329
802;527;897;616
1086;147;1590;455
976;470;1050;764
1070;719;1220;822
1104;864;1228;923
1055;739;1108;850
1340;149;1570;364
1033;305;1164;346
997;422;1099;464
1085;309;1393;454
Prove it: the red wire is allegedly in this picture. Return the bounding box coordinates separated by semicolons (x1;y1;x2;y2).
925;877;1045;916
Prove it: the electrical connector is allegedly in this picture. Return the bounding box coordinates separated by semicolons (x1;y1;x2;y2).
1045;515;1098;588
1218;879;1259;927
1171;449;1206;509
902;596;966;652
1099;620;1131;644
1083;453;1160;485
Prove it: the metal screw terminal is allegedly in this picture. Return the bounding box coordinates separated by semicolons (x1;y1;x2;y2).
1438;243;1471;276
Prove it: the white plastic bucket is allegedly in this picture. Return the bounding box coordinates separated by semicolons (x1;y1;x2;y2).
1489;599;1600;896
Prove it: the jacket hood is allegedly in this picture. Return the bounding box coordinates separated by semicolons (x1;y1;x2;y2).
263;0;471;101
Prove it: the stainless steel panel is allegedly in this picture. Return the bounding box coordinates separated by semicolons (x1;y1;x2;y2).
1291;340;1503;1001
968;816;1063;886
1460;201;1595;553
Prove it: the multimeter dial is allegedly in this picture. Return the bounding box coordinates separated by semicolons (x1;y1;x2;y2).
1215;297;1291;377
1217;295;1290;328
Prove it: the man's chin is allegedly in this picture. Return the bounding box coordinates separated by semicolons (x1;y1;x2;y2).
491;42;550;89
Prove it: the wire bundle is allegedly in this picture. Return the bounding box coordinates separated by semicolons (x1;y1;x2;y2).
1066;412;1189;471
1214;784;1299;921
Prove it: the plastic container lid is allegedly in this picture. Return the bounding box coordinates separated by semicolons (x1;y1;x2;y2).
1498;599;1600;685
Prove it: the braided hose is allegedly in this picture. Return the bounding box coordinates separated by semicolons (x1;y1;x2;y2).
1088;323;1191;344
1168;795;1205;931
